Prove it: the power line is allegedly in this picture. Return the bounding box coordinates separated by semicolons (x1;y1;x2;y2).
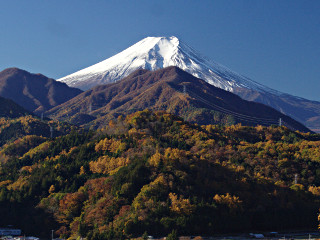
187;89;279;125
192;91;298;130
189;90;277;122
282;120;297;131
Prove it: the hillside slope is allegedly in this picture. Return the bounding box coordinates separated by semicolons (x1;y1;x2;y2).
0;68;82;114
0;110;320;238
0;96;31;118
0;115;75;148
49;67;310;132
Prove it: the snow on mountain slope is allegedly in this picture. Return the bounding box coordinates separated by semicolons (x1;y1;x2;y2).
58;36;279;94
57;36;320;131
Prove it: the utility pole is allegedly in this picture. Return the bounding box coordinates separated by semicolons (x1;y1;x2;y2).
41;113;44;121
279;118;282;127
51;229;54;240
294;174;298;184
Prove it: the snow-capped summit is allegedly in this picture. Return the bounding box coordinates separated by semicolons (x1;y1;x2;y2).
57;36;277;94
57;36;320;131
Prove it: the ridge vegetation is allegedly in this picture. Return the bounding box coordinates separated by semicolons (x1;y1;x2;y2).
0;110;320;239
48;67;310;133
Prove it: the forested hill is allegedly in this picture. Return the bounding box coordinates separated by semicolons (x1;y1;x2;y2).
0;110;320;239
0;115;75;149
0;96;31;118
47;67;310;132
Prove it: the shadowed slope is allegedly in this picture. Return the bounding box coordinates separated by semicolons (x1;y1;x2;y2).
48;67;310;132
0;96;31;118
0;68;82;114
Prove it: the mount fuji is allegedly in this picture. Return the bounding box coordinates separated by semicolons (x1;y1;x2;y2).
58;36;276;93
58;36;320;132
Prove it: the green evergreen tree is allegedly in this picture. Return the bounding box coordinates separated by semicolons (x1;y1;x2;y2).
142;231;148;240
167;229;178;240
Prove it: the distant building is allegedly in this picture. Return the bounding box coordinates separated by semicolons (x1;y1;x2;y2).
12;237;39;240
249;233;264;239
0;229;21;236
2;237;14;240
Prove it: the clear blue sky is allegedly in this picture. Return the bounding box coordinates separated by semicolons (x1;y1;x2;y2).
1;0;319;100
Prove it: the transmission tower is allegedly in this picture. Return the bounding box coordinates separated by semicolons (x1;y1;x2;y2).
66;113;71;123
89;103;93;114
294;174;298;184
180;82;190;95
50;126;54;138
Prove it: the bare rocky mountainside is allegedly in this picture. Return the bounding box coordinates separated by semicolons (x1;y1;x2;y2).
48;66;310;132
0;68;82;114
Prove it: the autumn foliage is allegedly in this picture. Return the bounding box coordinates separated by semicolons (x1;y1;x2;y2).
1;110;320;239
